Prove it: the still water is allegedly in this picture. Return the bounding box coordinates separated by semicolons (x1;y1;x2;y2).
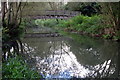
22;34;119;78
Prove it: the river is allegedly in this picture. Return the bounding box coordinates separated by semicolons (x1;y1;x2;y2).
22;28;120;78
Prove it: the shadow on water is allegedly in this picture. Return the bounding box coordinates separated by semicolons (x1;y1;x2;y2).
22;34;120;78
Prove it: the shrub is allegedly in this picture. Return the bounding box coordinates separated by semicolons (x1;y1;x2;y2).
73;15;102;34
44;19;58;27
2;56;42;79
72;15;85;24
64;2;101;16
34;15;104;36
35;19;44;27
111;31;120;40
24;19;37;28
35;19;58;28
102;34;112;39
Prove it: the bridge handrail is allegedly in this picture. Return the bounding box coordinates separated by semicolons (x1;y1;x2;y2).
28;10;81;16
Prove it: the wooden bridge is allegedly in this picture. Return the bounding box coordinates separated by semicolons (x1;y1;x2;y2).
28;10;81;19
24;32;62;38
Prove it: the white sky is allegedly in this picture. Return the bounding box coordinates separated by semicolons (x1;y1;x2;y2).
0;2;1;12
0;0;119;2
0;0;119;10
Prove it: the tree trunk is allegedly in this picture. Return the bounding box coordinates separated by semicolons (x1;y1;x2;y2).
1;2;6;27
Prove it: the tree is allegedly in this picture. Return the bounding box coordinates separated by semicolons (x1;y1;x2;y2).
64;2;101;16
1;2;27;60
100;2;120;39
48;2;64;10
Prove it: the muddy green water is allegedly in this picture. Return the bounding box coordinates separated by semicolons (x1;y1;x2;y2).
22;34;120;78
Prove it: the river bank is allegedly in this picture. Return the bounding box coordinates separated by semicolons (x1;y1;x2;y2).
58;29;120;42
33;15;120;41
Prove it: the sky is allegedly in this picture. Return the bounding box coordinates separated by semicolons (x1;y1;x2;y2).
0;0;119;11
0;0;119;2
0;2;1;12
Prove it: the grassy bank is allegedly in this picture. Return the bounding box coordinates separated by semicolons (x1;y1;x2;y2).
34;15;120;41
2;55;43;79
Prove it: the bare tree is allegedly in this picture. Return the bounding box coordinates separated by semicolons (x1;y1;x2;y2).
100;2;119;34
2;1;27;60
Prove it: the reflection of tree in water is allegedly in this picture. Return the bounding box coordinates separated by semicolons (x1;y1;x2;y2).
67;38;119;78
118;43;120;78
22;37;119;78
87;56;117;78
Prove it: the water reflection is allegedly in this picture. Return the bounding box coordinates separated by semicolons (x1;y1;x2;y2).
22;36;119;78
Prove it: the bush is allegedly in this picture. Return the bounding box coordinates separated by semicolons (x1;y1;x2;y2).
35;19;44;27
35;19;58;27
102;34;112;39
34;15;104;35
112;30;120;40
64;2;101;16
56;15;103;34
2;56;42;79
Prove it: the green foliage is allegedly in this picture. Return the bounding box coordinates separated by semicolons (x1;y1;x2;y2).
35;19;44;27
21;18;37;28
102;34;112;39
35;19;58;27
100;2;120;36
79;3;101;16
2;19;27;41
33;15;119;40
2;56;42;79
2;20;27;55
36;15;103;35
18;21;26;37
56;15;103;34
113;31;120;40
64;2;101;16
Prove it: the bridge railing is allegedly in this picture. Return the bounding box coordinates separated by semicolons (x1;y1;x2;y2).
28;10;81;16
